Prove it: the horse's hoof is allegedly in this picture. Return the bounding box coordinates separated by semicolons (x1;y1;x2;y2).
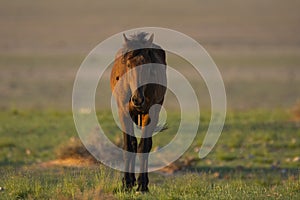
121;184;134;192
136;185;149;193
122;178;136;192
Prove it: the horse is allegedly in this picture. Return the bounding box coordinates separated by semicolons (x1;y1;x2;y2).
110;32;167;192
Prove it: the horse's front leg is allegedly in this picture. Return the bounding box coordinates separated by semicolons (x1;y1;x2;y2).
137;108;160;192
119;111;137;190
137;136;152;192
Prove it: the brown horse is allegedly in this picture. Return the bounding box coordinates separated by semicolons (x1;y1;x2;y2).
110;32;167;192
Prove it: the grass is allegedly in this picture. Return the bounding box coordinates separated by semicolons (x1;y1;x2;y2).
0;165;299;199
0;167;119;200
0;109;299;199
0;50;299;199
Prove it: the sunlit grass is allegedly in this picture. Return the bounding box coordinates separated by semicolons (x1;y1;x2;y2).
0;109;299;199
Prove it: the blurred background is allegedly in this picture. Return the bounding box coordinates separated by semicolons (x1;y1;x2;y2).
0;0;300;110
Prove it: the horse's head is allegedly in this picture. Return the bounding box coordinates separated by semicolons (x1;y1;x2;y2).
121;32;165;109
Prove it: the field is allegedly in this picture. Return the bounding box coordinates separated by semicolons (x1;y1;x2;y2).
1;0;300;199
0;110;299;199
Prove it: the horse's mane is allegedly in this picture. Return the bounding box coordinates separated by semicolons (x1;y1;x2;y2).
127;32;149;43
122;32;152;52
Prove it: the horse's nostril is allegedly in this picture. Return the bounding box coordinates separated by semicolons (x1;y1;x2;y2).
131;96;144;107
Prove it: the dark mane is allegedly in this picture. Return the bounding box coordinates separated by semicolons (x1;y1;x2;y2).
127;32;149;43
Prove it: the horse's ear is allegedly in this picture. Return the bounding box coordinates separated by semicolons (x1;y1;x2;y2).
147;33;154;45
123;33;129;44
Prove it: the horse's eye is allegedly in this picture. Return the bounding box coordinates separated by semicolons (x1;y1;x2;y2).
127;63;131;68
121;57;126;64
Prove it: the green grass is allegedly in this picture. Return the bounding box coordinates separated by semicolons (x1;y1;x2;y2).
0;166;299;199
0;166;119;200
0;109;299;199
